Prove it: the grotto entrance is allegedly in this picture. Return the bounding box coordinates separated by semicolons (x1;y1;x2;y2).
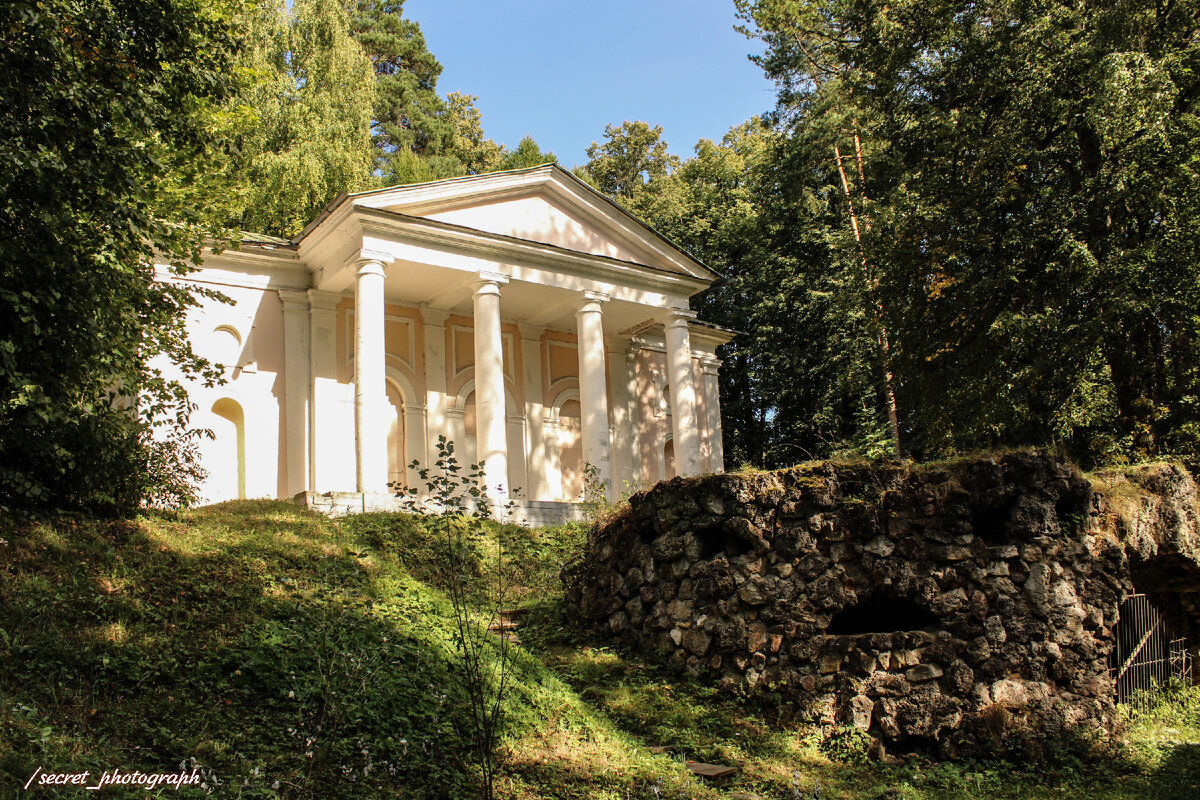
1110;593;1195;712
826;595;939;636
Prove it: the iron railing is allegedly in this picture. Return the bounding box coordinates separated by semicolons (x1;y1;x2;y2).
1111;593;1194;713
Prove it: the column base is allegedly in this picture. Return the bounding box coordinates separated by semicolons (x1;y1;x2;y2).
293;490;397;516
292;490;587;526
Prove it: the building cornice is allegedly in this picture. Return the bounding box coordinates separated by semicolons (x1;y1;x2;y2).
339;164;719;284
351;207;712;296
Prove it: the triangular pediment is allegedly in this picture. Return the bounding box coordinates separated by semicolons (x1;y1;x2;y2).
348;165;716;282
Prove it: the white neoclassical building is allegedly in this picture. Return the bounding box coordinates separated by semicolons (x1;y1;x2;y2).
161;165;733;518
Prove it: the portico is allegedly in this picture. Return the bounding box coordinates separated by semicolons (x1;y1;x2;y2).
164;164;734;515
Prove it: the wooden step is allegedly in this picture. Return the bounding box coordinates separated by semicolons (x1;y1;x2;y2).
488;620;519;631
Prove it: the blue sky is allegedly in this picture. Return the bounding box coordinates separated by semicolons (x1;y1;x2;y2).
403;0;776;168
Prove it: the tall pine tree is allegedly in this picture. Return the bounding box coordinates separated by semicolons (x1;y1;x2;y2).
349;0;454;181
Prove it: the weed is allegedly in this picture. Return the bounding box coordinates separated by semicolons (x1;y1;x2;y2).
397;435;514;800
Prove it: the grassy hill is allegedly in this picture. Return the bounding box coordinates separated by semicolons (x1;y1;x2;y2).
0;501;1196;799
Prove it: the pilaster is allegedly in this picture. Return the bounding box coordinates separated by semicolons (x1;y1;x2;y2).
278;290;310;496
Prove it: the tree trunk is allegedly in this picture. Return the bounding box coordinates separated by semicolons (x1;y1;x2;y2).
833;141;903;455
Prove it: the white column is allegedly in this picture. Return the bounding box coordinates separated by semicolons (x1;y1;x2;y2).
473;273;509;500
701;356;725;473
576;292;613;499
663;309;703;476
421;306;449;466
278;290;310;497
607;336;633;495
519;324;550;501
307;290;340;492
354;258;389;494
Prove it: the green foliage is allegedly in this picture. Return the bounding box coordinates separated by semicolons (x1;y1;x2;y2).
227;0;378;237
584;121;680;199
397;435;512;799
443;92;506;175
818;726;873;765
0;0;237;513
349;0;449;174
498;135;558;172
736;0;1200;470
0;503;472;798
348;2;509;184
598;116;892;468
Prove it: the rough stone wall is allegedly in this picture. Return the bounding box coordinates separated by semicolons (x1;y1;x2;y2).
564;453;1200;758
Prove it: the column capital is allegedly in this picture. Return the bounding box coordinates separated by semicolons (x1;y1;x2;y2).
473;271;510;295
661;308;697;328
516;322;545;341
306;288;341;312
355;257;386;278
419;303;450;328
277;289;310;314
700;355;722;375
578;290;611;305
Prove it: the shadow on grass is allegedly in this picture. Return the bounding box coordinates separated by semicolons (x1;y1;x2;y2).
1145;742;1200;799
517;597;809;770
0;502;473;799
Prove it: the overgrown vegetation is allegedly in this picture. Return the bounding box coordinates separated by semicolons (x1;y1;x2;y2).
2;502;1196;798
0;0;237;514
571;1;1200;474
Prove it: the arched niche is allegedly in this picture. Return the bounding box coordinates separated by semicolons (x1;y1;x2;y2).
550;389;583;501
451;379;523;494
210;397;246;501
210;324;243;370
386;379;407;490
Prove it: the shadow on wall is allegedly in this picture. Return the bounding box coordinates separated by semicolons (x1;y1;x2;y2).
194;289;286;504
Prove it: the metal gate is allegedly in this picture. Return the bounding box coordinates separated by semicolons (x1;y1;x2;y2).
1111;593;1194;713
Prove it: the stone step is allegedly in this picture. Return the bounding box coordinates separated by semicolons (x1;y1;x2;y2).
685;761;737;780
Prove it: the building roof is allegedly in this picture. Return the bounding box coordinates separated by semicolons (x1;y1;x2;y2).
292;164;720;285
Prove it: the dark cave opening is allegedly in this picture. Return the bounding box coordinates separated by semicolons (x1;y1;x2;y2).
694;524;751;560
827;595;940;635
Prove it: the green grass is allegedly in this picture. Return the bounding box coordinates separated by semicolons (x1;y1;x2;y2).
1;502;1197;799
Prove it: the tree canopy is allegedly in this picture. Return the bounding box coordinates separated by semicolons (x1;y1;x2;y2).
0;0;238;512
498;135;558;171
227;0;378;238
349;0;451;180
585;121;680;199
577;1;1200;473
718;0;1200;469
